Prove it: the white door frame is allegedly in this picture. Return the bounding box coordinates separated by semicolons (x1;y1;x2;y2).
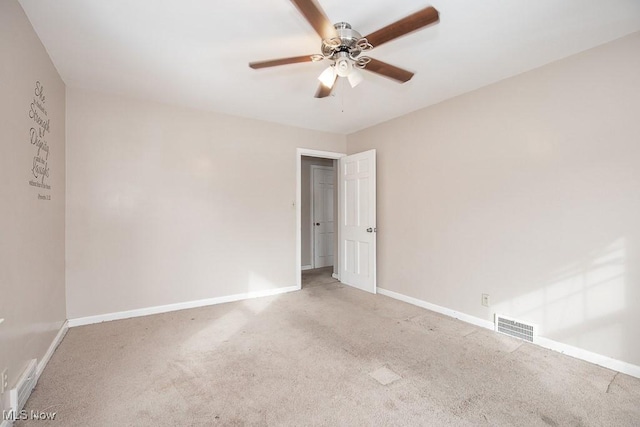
296;148;346;290
310;165;335;270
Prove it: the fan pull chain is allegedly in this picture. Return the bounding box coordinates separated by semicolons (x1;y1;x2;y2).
341;78;345;113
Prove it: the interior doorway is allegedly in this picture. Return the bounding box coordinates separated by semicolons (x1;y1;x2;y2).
296;149;345;290
296;148;377;293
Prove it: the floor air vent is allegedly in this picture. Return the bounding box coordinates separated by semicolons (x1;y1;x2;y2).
10;359;38;414
495;314;537;343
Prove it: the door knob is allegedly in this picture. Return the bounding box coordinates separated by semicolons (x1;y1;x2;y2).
366;228;373;232
316;223;320;226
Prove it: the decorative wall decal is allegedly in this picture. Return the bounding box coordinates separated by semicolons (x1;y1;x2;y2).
28;80;52;200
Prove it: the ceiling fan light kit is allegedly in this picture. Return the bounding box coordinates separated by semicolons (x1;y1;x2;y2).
249;0;440;98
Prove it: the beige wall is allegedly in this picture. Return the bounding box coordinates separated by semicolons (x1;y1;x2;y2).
348;32;640;366
66;88;346;319
0;0;66;413
301;156;335;267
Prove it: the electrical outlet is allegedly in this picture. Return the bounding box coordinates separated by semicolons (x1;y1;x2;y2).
482;294;490;307
1;368;8;394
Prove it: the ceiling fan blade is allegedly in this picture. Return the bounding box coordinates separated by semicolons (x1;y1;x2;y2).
364;6;439;48
315;75;337;98
363;58;414;83
249;55;316;69
290;0;338;40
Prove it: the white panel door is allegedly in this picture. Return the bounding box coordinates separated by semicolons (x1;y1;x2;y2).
339;150;376;293
312;166;334;268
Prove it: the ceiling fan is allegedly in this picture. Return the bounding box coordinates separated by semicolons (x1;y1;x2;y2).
249;0;440;98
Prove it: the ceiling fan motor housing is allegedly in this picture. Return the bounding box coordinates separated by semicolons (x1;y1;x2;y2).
321;22;365;59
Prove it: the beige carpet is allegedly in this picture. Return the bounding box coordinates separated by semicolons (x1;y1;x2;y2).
17;268;640;426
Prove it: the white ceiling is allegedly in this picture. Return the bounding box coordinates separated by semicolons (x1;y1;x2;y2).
18;0;640;134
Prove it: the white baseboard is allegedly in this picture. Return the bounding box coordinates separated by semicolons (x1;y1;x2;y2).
301;265;313;271
37;321;69;379
68;285;299;327
378;288;494;330
332;273;339;280
536;337;640;378
0;323;67;426
377;287;640;379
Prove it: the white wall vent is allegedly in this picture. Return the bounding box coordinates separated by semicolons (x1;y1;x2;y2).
10;359;38;414
495;314;537;343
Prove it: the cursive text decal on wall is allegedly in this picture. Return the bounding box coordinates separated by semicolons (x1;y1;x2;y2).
28;81;52;200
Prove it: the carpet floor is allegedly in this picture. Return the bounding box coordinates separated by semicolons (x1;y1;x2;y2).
17;267;640;426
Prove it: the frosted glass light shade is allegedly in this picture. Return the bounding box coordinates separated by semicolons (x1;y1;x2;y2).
318;66;336;88
348;69;363;88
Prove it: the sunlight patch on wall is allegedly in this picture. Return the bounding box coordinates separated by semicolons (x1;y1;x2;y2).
493;238;626;344
247;271;275;294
